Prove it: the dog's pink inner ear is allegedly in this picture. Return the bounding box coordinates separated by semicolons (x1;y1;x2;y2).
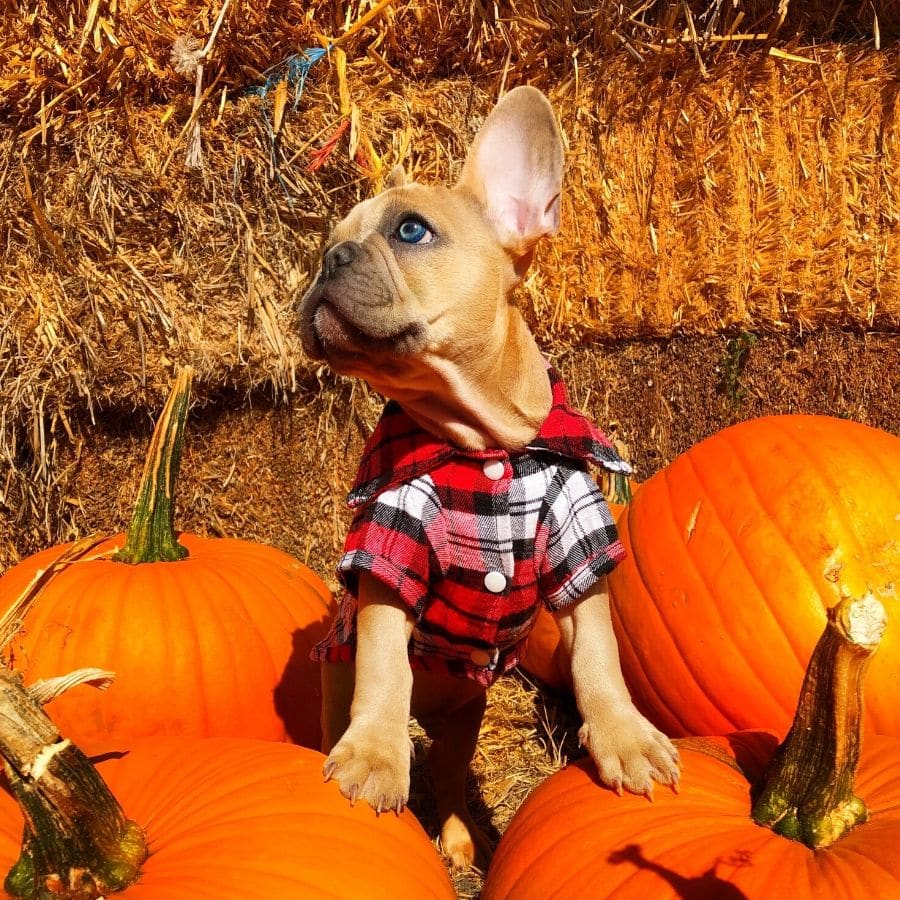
458;86;563;257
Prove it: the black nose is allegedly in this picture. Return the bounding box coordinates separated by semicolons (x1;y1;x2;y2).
322;240;360;279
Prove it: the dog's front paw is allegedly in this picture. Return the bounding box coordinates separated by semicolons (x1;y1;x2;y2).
579;706;680;798
323;726;414;814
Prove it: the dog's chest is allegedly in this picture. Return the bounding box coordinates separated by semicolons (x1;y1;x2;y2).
429;453;557;578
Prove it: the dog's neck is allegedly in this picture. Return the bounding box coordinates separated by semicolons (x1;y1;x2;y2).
386;307;552;452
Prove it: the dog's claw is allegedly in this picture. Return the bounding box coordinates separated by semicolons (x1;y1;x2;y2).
321;729;410;815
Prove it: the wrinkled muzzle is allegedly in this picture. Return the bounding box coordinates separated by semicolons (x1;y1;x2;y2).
298;239;425;366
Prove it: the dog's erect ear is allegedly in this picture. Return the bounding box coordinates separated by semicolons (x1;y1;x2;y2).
384;164;407;190
457;86;563;258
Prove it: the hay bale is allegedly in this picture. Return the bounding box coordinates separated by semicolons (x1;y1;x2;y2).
3;1;896;132
539;46;900;337
6;48;899;381
3;42;900;555
3;1;899;569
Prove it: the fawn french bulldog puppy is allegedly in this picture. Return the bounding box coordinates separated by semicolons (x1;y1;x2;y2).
299;85;679;869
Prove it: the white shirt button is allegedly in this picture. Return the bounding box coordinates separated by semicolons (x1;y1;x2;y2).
484;571;507;593
482;459;505;480
470;649;493;667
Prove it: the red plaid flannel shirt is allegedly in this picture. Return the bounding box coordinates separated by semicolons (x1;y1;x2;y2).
312;367;630;686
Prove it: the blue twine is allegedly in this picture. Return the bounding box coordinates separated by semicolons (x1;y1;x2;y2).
245;47;330;198
247;47;328;109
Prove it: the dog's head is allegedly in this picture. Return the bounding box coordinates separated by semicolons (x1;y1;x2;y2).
299;86;563;448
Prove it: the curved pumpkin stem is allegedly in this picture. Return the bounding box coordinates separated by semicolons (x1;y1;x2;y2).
0;671;147;898
113;367;193;564
751;593;887;848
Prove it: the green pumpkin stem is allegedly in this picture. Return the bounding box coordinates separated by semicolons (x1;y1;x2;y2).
0;671;147;898
600;439;633;506
113;367;193;564
603;470;633;507
751;593;887;848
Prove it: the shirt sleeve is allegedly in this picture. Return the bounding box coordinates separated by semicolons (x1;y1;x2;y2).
338;475;446;616
535;467;626;610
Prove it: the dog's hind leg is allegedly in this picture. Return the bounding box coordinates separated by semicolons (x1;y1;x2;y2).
421;689;492;870
320;661;354;754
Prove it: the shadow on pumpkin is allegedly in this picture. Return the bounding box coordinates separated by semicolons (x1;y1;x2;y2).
273;621;333;750
607;843;752;899
727;731;779;784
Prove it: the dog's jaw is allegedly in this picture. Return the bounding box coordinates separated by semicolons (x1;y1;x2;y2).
359;306;552;451
299;252;552;450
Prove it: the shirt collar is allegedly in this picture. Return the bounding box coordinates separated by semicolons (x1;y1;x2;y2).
347;365;631;508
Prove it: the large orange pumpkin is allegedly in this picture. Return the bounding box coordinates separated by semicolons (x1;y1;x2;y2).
0;369;335;748
485;594;900;899
1;536;332;748
483;733;900;899
0;735;455;899
608;414;900;737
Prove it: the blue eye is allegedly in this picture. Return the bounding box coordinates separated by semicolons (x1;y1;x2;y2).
396;218;433;244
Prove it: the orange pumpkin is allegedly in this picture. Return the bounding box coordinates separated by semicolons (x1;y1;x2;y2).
608;414;900;737
486;594;900;899
484;733;900;899
518;605;572;691
0;369;335;748
0;735;455;899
